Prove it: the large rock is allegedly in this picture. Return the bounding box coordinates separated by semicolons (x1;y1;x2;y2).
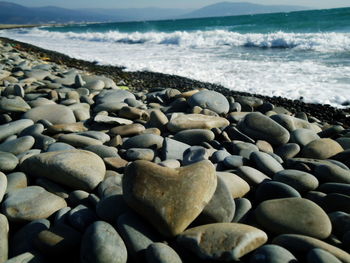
255;198;332;239
187;90;230;114
177;223;267;261
21;150;106;191
81;221;127;263
167;114;229;132
123;160;217;236
22;104;76;124
301;139;343;159
237;112;290;145
2;186;67;222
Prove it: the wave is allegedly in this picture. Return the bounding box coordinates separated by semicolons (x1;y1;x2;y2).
8;28;350;52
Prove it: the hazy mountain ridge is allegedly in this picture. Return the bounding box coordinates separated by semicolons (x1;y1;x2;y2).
0;1;310;24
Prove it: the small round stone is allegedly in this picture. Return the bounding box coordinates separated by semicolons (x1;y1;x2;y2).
188;90;230;114
146;243;182;263
249;244;297;263
274;169;319;193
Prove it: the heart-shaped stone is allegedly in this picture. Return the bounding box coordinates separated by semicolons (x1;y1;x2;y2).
123;160;217;237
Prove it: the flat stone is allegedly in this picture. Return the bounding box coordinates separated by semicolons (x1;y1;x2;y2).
237;112;290;145
104;157;128;171
196;176;235;224
83;79;105;91
19;123;44;137
0;136;35;155
47;122;88;133
167;114;229;132
217;172;250;198
274;170;319;193
94;102;127;113
273;234;350;263
58;134;103;148
308;248;342;263
21;150;106;191
250;151;284;176
0;151;18;172
81;221;127;263
146;243;182;263
161;137;190;161
147;110;168;130
255;198;332;239
22;104;76;124
301;138;343;159
249;244;298;263
110;123;145;136
177;223;267;261
0;96;31;113
123;160;217;236
188;90;229;114
25;69;50;80
236;166;271;186
2;186;67;222
123;134;164;150
0;119;34;142
77;131;110;143
183;146;210;165
94;115;133;125
173;129;215;146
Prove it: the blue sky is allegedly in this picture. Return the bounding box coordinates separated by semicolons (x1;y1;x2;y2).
8;0;350;9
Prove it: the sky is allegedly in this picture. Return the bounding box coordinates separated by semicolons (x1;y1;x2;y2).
7;0;350;9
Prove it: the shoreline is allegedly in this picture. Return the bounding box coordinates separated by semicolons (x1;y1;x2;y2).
0;36;349;127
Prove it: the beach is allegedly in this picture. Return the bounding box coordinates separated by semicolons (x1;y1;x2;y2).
0;27;350;263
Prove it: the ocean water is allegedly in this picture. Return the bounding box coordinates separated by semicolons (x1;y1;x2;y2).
1;7;350;107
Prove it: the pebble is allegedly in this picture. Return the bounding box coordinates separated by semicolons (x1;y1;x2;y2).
0;119;33;141
307;248;342;263
187;90;230;114
22;104;76;124
217;171;250;198
0;151;18;172
167;114;229;132
177;223;267;261
123;160;217;236
81;221;127;263
21;150;106;191
0;214;8;263
255;198;332;239
123;134;164;149
0;96;31;112
250;151;284;176
236;166;271;186
237;112;290;145
182;146;210;165
146;243;182;263
273;234;350;263
173;129;215;145
0;135;35;155
84;144;119;158
5;172;27;194
233;198;252;222
126;148;155;161
274;169;319;193
161;137;190;161
110;123;145;136
301;138;344;159
249;244;298;263
2;186;67;222
290;128;320;146
275;143;300;160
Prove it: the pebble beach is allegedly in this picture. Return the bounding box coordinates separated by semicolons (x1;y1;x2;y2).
0;35;350;263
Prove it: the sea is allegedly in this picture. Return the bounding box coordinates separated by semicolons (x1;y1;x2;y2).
1;7;350;107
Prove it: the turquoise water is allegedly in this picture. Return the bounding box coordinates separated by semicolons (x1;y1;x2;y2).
1;7;350;106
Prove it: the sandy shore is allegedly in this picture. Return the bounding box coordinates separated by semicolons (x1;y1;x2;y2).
0;36;349;127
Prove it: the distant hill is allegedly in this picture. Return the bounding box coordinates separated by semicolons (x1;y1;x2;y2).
181;2;309;18
0;1;310;24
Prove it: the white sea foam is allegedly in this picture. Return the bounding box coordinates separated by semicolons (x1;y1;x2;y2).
1;28;350;107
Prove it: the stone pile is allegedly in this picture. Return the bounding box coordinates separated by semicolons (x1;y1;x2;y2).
0;40;350;263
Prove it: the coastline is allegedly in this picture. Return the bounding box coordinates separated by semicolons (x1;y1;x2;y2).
0;35;349;127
